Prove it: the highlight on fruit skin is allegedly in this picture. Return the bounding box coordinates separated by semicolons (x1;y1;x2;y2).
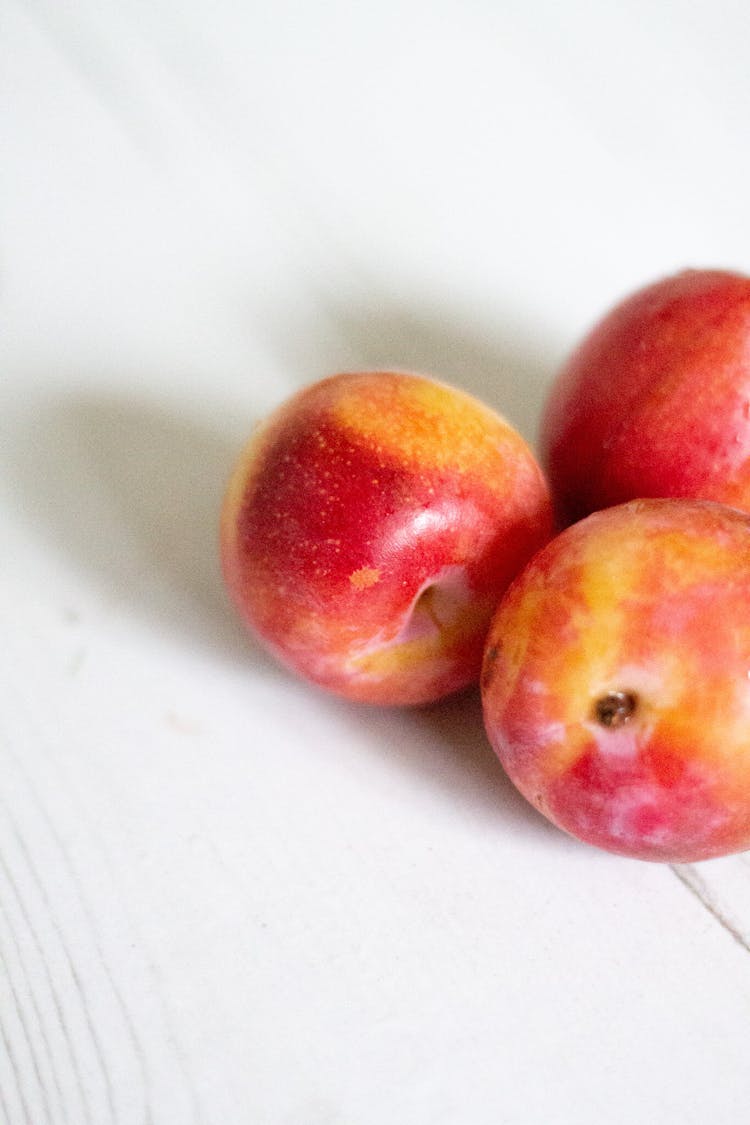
221;370;554;705
481;498;750;862
541;268;750;526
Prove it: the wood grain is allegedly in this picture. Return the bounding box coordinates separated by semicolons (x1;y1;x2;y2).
0;619;203;1124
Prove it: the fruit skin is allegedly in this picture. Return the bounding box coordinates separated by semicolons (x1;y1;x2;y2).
542;269;750;526
221;371;553;705
481;498;750;862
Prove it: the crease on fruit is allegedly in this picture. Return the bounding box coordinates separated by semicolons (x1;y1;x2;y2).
344;565;488;681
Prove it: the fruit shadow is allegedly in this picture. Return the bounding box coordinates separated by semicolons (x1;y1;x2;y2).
5;389;275;669
405;689;562;839
317;688;560;841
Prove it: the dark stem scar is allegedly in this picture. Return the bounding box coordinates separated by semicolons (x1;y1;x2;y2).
594;690;637;728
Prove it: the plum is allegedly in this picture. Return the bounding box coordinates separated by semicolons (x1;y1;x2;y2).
222;371;553;705
542;269;750;525
482;498;750;861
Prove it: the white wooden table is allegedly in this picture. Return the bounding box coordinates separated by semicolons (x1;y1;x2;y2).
3;2;750;1121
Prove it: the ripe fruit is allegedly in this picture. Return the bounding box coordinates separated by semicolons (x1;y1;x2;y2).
221;371;553;705
481;498;750;862
542;269;750;525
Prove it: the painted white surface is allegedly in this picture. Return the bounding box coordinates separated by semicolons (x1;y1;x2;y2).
2;1;750;1121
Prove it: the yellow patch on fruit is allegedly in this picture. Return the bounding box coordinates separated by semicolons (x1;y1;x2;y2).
347;597;488;680
330;372;525;481
349;566;381;590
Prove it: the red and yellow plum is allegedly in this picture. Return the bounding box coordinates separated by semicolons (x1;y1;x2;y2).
221;371;553;705
481;499;750;861
542;269;750;525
